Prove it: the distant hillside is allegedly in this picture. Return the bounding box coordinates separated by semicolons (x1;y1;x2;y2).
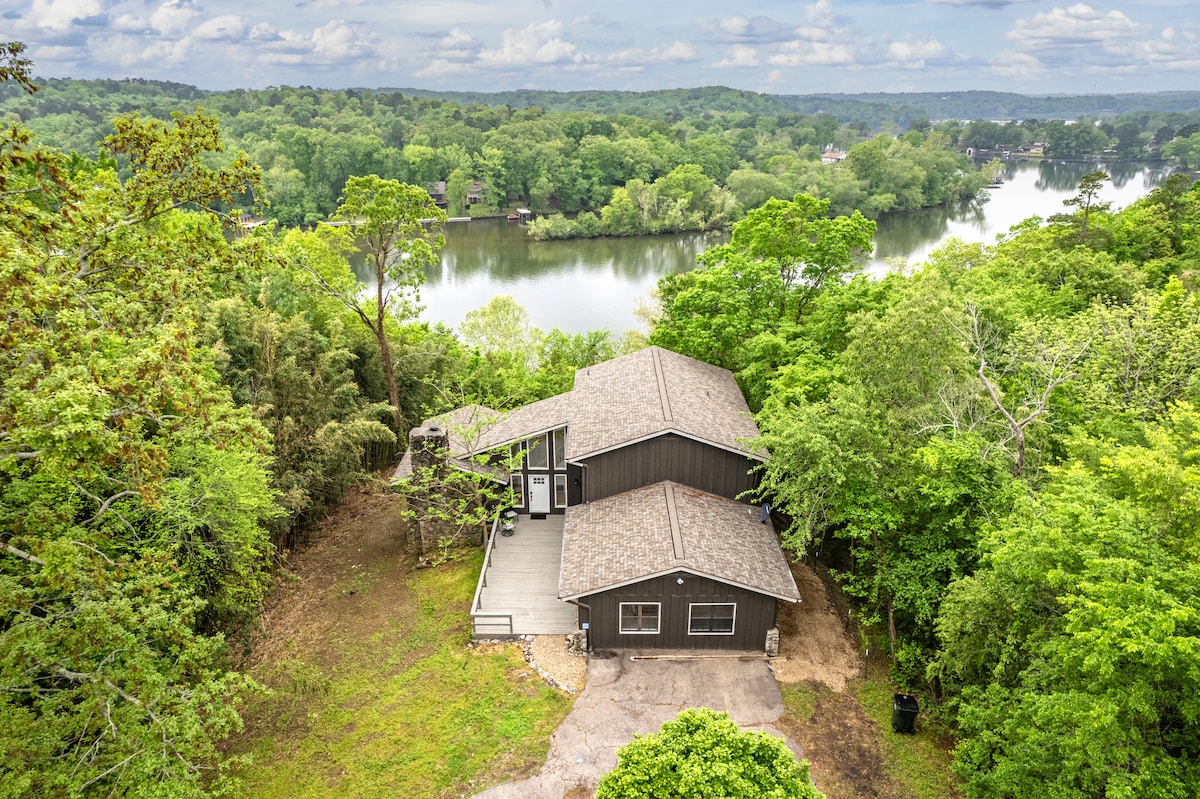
7;79;1200;128
376;86;789;118
775;90;1200;126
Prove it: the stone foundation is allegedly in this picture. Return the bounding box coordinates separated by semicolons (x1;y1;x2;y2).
765;627;780;657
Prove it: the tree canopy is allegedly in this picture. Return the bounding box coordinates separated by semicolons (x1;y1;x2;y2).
596;708;824;799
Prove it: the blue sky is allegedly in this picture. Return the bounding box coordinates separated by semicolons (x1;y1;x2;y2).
6;0;1199;94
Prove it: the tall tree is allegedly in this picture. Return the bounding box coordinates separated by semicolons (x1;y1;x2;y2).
1062;170;1110;244
303;176;446;431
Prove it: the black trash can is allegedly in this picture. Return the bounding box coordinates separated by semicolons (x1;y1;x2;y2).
892;694;919;733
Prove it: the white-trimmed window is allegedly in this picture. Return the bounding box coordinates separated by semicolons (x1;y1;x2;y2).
688;603;736;635
553;427;567;470
619;603;660;634
509;441;525;466
527;433;549;469
510;474;525;507
554;474;568;508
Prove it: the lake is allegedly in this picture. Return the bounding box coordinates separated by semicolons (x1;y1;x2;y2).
409;160;1170;334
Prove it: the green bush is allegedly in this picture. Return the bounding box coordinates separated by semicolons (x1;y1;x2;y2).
595;708;824;799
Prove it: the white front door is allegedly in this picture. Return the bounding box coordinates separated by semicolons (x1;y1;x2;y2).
528;474;551;513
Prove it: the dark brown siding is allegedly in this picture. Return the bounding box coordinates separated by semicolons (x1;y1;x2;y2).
581;573;778;651
579;434;758;502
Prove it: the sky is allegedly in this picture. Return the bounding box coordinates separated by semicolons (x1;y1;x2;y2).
5;0;1199;95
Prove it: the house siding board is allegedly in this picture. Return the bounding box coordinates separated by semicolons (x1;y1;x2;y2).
567;464;584;506
581;434;756;502
584;574;776;651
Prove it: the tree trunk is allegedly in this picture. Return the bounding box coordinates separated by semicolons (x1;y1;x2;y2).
887;599;898;660
375;256;403;434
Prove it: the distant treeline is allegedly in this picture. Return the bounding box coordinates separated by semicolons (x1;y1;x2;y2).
4;79;1200;231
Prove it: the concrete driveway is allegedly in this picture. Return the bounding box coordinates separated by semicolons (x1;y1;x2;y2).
472;652;803;799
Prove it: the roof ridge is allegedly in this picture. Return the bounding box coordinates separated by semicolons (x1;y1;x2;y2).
651;347;674;424
664;483;684;560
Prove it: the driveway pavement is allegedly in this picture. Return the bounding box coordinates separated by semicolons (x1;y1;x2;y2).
472;652;803;799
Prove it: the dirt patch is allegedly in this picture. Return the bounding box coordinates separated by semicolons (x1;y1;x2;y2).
241;482;413;674
772;560;863;690
777;681;904;799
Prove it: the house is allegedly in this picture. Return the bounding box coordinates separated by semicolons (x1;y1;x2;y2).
394;346;801;652
426;180;448;208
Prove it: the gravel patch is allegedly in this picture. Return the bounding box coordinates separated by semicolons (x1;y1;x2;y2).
466;635;587;695
526;635;587;694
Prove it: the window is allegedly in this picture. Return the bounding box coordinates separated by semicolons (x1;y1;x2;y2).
509;441;525;466
510;474;525;507
554;474;568;508
527;433;548;469
688;603;736;635
619;603;660;634
553;427;567;470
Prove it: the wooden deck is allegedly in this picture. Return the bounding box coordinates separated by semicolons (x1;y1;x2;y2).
471;514;578;637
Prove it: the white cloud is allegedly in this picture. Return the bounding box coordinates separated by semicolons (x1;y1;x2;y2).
435;28;483;62
929;0;1033;7
768;40;857;67
88;30;192;68
888;36;949;67
149;0;201;36
26;0;106;33
310;20;377;62
1137;26;1200;71
1007;4;1147;49
986;49;1048;78
607;40;698;66
476;21;584;68
192;15;250;42
110;13;150;34
805;0;839;27
702;15;796;44
714;44;760;68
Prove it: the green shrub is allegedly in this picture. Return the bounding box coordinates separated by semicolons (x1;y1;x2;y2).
595;708;824;799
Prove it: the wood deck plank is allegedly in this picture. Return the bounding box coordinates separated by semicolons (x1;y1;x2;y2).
471;514;577;636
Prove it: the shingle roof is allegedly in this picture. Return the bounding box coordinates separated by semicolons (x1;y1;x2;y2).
402;347;762;467
567;347;763;460
558;481;801;603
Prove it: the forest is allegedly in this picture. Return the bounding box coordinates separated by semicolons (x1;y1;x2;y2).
5;78;1200;234
3;41;1200;798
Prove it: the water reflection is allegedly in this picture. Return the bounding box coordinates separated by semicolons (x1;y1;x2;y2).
868;160;1167;274
351;162;1167;332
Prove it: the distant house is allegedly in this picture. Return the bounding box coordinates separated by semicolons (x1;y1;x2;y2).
466;180;483;205
426;180;448;208
395;347;801;652
821;150;847;164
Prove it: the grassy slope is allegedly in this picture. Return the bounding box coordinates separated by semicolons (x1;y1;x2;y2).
780;676;960;799
229;550;571;799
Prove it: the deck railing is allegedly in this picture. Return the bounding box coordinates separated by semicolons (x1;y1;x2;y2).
472;614;514;637
470;516;500;614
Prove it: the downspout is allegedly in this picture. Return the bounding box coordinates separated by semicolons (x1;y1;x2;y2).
564;598;593;653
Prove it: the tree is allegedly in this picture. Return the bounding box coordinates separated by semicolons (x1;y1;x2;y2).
1;98;277;795
459;294;543;372
0;41;35;93
313;175;446;430
933;412;1200;799
1061;170;1110;244
395;406;519;558
595;708;823;799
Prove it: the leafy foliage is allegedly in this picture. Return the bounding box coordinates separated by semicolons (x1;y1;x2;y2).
596;708;824;799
